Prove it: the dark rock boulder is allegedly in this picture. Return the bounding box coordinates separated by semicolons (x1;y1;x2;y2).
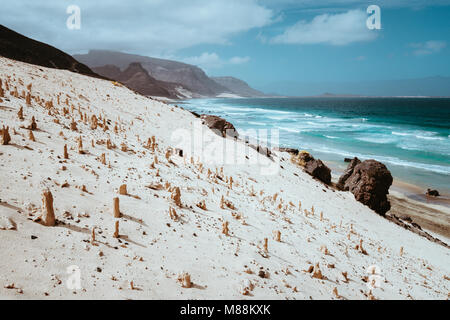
189;110;201;118
337;157;361;190
340;160;393;215
426;189;440;197
292;150;315;164
200;115;238;138
275;147;299;155
291;151;331;184
304;159;331;185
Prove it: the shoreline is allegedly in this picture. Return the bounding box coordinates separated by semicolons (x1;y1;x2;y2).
327;160;450;241
176;99;450;241
175;97;449;199
327;159;450;208
388;190;450;241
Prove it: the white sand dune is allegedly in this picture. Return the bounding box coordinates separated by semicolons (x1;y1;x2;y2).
0;57;448;300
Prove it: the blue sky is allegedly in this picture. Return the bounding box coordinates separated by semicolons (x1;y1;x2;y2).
1;0;449;93
181;3;450;88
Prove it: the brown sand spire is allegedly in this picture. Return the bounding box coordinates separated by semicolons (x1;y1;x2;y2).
26;92;31;106
263;238;268;253
222;221;229;236
1;126;11;145
113;221;120;238
77;136;84;154
28;130;35;142
63;144;69;159
70;119;78;131
91;115;98;130
171;187;181;207
274;230;281;242
41;189;55;226
113;197;121;218
91;227;97;245
169;207;179;221
106;139;114;149
17;106;24;120
28;116;37;130
312;263;324;279
178;272;192;288
118;184;127;195
99;153;106;165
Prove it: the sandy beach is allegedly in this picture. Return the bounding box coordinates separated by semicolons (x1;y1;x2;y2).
327;161;450;241
0;57;449;300
389;191;450;240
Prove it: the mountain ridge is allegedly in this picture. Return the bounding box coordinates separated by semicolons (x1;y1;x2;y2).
0;24;100;79
93;62;186;99
74;50;230;97
75;50;266;99
211;76;266;97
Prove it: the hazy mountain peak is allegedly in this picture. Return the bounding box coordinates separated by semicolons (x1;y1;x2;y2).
74;50;269;98
212;76;266;97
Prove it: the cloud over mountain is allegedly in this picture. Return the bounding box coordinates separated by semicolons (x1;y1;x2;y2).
182;52;251;70
0;0;274;55
270;9;377;46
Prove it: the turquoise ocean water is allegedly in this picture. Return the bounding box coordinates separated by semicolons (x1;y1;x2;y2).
178;98;450;194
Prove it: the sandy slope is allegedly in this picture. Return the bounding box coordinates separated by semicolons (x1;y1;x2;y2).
0;57;449;300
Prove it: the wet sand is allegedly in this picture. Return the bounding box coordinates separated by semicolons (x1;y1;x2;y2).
389;180;450;240
391;179;450;209
389;191;450;241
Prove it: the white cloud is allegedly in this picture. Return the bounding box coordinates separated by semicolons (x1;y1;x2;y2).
182;52;250;70
0;0;273;55
183;52;224;69
229;56;251;64
270;9;378;45
261;0;450;9
410;41;446;56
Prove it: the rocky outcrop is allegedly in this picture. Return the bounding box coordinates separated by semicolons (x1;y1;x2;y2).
337;157;361;190
291;151;331;184
305;159;331;185
291;151;314;166
338;159;393;215
200;115;238;138
275;147;299;155
212;76;266;97
387;214;449;249
426;189;440;197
